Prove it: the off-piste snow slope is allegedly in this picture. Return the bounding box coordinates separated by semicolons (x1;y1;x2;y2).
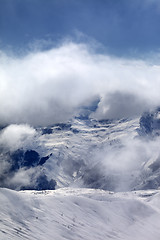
1;187;160;240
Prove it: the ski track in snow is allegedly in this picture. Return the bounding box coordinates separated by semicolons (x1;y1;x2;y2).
1;187;160;240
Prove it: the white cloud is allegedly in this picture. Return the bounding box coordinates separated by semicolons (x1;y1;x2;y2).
0;42;160;126
0;124;36;151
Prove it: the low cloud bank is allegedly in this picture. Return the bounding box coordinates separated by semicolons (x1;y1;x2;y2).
0;42;160;126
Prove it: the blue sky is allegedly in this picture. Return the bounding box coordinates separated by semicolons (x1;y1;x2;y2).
1;0;160;57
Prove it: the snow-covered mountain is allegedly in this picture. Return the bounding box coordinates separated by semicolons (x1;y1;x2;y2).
1;107;160;239
1;108;160;192
0;114;141;191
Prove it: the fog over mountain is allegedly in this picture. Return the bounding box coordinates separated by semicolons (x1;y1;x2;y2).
0;42;160;126
1;41;160;192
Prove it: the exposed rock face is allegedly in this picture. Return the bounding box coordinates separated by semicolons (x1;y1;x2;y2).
0;149;56;191
21;174;56;191
11;149;50;169
139;108;160;136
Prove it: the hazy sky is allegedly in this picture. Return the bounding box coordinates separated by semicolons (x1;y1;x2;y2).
1;0;160;57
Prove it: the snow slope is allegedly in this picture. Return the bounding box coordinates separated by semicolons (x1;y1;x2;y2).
1;187;160;240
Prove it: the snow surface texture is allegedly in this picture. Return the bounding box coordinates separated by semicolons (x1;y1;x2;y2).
1;187;160;240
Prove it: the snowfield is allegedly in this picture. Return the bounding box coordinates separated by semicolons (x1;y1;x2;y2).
1;187;160;240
